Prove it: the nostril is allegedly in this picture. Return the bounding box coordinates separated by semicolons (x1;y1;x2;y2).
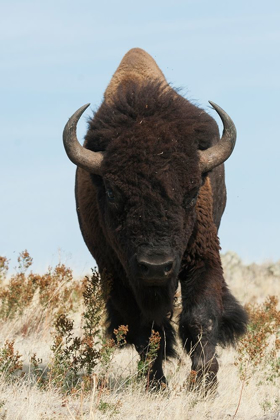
164;262;173;274
135;256;176;280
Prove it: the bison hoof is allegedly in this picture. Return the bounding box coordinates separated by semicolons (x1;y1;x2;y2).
186;370;218;396
147;374;168;392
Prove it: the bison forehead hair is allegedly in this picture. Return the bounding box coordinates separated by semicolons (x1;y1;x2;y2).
85;79;219;158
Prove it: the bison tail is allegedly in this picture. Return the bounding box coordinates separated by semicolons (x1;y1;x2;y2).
219;289;248;347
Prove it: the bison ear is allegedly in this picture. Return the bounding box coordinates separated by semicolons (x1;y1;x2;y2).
199;101;237;173
63;104;105;175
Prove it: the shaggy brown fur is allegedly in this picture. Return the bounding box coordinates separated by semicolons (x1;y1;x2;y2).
104;48;167;103
74;49;247;389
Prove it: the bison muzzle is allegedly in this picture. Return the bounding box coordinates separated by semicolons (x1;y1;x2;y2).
63;48;248;390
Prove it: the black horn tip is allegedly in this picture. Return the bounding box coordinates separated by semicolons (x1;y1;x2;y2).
63;103;91;141
208;100;224;115
72;103;91;120
208;100;237;134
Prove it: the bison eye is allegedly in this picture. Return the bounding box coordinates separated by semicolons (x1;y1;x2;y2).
183;194;198;209
189;197;197;207
106;188;115;202
185;197;197;208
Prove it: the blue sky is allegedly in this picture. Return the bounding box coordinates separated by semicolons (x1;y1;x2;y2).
1;0;279;273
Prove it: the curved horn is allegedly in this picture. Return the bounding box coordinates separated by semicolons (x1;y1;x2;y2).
199;101;237;173
63;104;104;175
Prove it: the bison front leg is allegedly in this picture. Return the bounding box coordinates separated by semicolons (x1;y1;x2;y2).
179;302;219;393
106;289;175;390
178;265;223;393
134;321;175;390
179;264;247;393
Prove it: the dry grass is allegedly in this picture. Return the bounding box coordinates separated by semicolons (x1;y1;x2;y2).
0;251;279;420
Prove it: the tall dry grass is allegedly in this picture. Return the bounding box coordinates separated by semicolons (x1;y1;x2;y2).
0;251;279;420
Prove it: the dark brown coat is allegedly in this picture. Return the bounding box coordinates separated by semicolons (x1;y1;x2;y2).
64;48;247;389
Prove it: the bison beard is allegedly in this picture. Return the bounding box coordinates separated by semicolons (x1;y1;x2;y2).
133;279;178;325
63;48;248;391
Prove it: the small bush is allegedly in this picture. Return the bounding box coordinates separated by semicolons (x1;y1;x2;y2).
0;257;9;282
0;340;23;381
0;251;83;322
137;329;161;385
49;270;128;393
236;296;280;383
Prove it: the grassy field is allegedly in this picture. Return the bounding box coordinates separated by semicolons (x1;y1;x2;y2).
0;251;279;420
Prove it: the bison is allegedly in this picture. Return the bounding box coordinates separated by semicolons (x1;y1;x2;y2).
63;48;247;390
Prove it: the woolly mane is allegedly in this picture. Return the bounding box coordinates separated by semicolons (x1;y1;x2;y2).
84;80;219;154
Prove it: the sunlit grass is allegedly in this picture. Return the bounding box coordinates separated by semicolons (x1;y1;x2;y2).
0;251;279;419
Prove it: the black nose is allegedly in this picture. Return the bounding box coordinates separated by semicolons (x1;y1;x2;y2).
136;255;176;283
